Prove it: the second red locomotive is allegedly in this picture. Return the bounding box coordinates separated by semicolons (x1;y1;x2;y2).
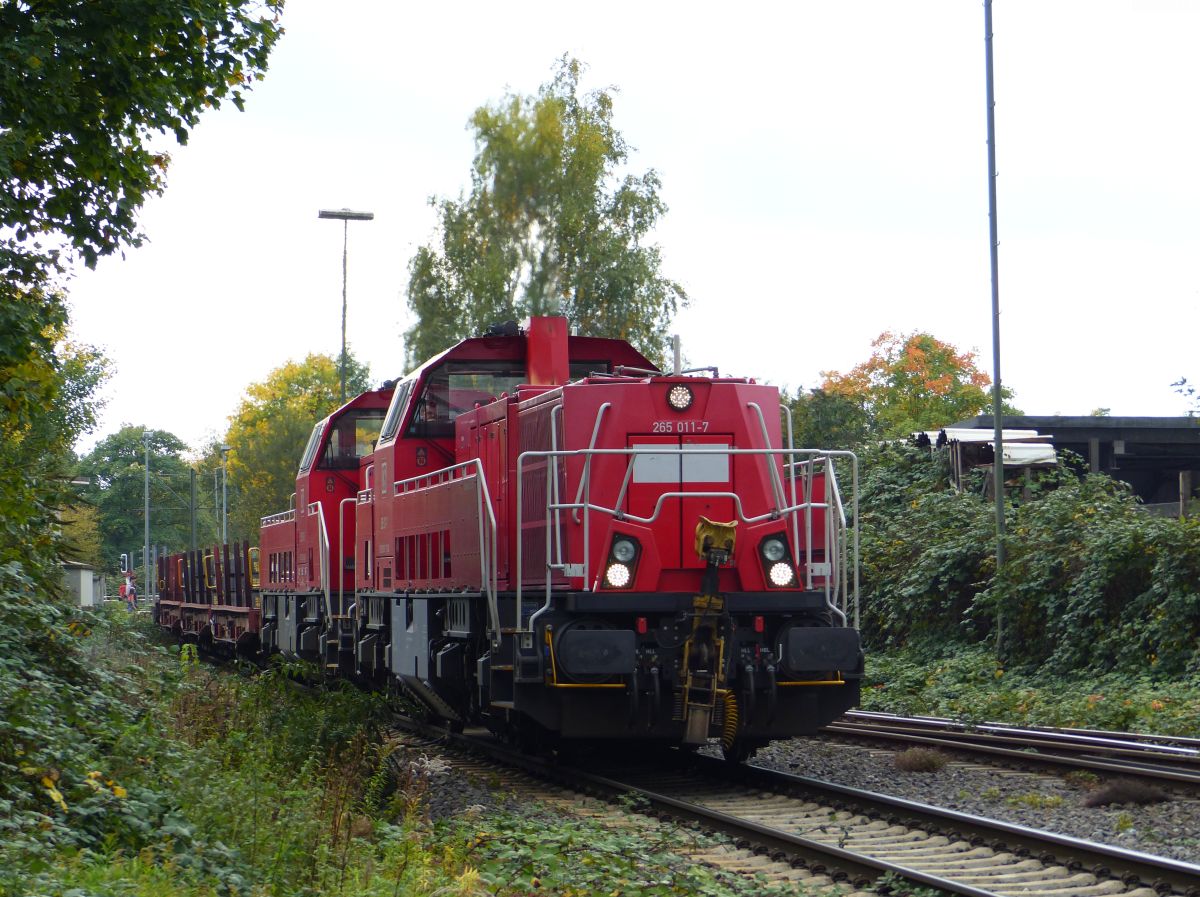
157;318;862;759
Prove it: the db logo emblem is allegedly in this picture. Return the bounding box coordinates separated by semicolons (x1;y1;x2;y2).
416;447;428;468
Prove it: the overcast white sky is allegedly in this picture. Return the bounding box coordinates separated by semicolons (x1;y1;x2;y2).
67;0;1200;453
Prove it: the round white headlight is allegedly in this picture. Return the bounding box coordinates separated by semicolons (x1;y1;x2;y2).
768;562;795;587
605;562;632;588
612;538;637;563
761;538;787;562
667;384;693;411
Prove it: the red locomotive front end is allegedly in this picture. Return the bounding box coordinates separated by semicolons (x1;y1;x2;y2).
460;367;860;756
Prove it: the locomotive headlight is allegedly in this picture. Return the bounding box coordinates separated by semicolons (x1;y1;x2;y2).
603;534;640;588
667;384;693;411
761;537;787;563
768;561;796;587
611;538;637;563
605;562;632;589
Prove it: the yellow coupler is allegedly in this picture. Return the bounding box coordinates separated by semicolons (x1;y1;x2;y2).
680;517;738;745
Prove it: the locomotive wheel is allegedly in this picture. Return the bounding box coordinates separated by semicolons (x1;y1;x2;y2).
721;738;760;764
502;715;556;756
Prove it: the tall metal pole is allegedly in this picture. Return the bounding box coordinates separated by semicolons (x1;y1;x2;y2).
143;432;151;600
340;219;348;405
984;0;1005;572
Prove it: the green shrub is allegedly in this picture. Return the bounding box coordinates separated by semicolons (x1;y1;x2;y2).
857;444;1200;678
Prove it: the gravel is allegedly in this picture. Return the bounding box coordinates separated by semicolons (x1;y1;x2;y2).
745;736;1200;866
386;745;521;823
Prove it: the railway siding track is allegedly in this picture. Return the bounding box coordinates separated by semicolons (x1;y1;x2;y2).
393;722;1200;897
826;713;1200;788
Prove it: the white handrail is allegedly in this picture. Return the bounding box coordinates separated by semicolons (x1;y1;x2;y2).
571;402;611;524
309;501;331;620
786;449;859;628
337;497;356;618
261;508;295;527
515;445;858;632
746;402;787;510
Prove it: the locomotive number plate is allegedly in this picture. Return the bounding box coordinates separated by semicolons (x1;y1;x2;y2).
651;420;709;433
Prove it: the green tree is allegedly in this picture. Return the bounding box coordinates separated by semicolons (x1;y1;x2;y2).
1;303;109;579
59;503;103;569
821;331;1017;437
405;56;686;368
224;353;371;541
786;387;874;449
1;0;282;281
1;0;281;581
76;426;196;573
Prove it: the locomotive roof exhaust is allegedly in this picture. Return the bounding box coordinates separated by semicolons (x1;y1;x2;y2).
526;316;569;386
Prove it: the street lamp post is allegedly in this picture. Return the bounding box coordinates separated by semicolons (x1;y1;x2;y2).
318;208;374;404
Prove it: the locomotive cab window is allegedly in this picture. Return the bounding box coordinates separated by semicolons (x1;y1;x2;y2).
319;409;386;469
298;421;325;472
407;361;527;438
379;379;414;443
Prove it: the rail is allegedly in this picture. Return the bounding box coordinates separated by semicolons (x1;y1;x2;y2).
337;497;356;617
786;450;859;628
515;445;858;634
394;458;499;637
308;501;331;619
261;507;295;527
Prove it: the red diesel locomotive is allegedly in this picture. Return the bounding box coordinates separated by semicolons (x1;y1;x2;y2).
156;317;861;759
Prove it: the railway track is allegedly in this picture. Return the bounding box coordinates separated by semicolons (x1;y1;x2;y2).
825;712;1200;788
393;721;1200;897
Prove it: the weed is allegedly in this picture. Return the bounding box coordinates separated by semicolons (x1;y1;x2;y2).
1005;792;1064;809
616;790;651;813
1064;770;1101;790
1115;813;1135;833
894;748;949;773
980;787;1001;801
450;807;795;896
876;870;947;897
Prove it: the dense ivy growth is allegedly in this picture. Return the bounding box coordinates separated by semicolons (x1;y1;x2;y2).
857;444;1200;677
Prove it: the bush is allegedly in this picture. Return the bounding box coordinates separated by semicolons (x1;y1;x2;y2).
857;444;1200;678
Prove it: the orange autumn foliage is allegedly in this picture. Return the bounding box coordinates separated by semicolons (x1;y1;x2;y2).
821;331;1008;436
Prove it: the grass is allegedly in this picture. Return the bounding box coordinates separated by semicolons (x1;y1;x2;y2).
3;606;826;897
861;644;1200;737
1004;792;1065;810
